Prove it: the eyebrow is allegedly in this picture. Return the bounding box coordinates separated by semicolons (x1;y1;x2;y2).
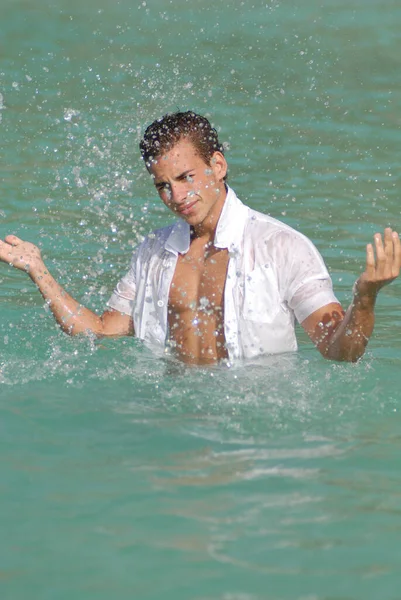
154;169;194;186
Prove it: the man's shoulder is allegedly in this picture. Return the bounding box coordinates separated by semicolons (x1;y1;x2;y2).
228;189;312;251
244;205;302;240
238;202;320;263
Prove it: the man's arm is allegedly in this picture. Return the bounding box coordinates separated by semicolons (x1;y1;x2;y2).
301;228;401;362
0;235;134;337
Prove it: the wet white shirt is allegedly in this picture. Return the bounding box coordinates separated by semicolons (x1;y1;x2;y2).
107;187;338;360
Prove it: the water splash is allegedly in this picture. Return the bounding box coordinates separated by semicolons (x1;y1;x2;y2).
0;92;4;123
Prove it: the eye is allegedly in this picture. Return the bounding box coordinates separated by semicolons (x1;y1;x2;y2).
156;182;170;193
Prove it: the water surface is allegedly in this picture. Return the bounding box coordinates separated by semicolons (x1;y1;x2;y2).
1;1;401;598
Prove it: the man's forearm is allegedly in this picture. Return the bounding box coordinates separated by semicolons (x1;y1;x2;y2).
303;228;400;363
0;236;131;338
29;262;104;336
324;291;376;362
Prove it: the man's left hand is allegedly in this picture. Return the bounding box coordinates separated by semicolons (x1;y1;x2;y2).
355;227;401;299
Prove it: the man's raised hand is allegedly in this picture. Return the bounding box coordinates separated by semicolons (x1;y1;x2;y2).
0;235;43;275
355;228;401;299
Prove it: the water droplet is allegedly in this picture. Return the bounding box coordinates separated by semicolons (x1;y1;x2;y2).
63;108;80;122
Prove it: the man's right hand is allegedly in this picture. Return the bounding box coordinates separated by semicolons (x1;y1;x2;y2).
0;234;134;338
0;235;44;275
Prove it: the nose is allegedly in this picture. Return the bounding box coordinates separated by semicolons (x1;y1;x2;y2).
169;181;189;205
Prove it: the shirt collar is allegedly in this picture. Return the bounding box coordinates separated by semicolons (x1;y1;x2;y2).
214;186;248;250
164;219;190;255
164;185;248;255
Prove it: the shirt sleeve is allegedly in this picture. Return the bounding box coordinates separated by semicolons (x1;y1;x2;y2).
275;229;339;323
106;250;138;316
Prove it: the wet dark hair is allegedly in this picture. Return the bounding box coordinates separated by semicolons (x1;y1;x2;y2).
139;111;225;170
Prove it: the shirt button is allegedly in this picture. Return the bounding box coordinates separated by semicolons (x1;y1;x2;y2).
157;300;164;307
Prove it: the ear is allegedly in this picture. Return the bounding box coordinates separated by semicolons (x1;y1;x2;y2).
210;151;227;182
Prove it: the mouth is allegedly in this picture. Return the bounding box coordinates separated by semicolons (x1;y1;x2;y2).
177;199;198;216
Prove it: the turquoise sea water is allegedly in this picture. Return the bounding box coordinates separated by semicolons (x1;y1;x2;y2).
2;1;401;598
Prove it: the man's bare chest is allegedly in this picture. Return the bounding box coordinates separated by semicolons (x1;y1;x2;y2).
168;246;229;314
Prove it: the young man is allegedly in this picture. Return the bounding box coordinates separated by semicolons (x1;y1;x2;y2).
1;111;400;365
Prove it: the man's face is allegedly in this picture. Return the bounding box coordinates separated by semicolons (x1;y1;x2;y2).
149;138;227;228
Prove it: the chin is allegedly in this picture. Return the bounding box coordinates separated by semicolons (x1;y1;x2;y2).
179;212;203;225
